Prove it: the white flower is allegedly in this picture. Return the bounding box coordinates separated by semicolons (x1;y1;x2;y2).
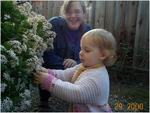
7;50;19;67
33;24;37;35
4;14;11;20
10;59;19;68
33;34;43;42
22;34;28;43
28;48;36;56
20;99;31;111
19;89;32;111
43;25;50;31
27;17;39;35
16;78;26;91
18;2;32;17
30;11;37;17
26;56;42;71
43;22;52;31
8;40;22;54
3;72;10;81
46;30;56;38
20;89;31;99
8;40;21;46
23;2;32;12
0;45;7;51
25;29;35;40
7;49;16;58
3;72;14;84
17;6;25;14
35;43;47;57
22;43;27;52
1;83;7;93
1;54;8;64
24;90;31;98
1;97;13;112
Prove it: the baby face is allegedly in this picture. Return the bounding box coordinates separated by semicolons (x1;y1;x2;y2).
79;37;104;68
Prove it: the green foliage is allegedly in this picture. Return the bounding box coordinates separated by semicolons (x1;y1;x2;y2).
1;1;31;43
1;1;55;111
36;22;45;37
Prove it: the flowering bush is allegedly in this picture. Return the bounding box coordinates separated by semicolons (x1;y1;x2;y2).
1;1;56;111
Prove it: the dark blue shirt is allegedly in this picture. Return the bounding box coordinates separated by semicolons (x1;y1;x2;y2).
43;16;91;69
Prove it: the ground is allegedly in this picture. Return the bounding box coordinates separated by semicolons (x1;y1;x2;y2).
109;82;149;112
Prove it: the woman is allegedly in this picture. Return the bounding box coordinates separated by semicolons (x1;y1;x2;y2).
43;1;91;69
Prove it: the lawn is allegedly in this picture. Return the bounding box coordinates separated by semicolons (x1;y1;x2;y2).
109;82;149;112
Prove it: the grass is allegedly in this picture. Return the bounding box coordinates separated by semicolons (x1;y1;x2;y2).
109;82;149;112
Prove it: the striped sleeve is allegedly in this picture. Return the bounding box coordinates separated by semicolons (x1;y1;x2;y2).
53;65;79;81
52;77;100;104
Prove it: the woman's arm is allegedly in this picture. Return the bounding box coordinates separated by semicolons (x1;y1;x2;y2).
43;49;64;69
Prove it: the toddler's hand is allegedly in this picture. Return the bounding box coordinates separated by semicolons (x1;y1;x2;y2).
37;66;54;75
34;72;49;84
37;66;49;73
34;72;56;91
35;65;48;73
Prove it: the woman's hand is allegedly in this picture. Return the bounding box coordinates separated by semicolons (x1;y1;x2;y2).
63;58;77;69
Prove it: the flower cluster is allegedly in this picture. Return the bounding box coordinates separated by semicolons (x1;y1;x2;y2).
1;1;56;111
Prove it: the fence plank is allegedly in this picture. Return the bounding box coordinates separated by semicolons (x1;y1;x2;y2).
31;1;44;16
50;1;62;18
86;1;94;25
114;1;126;43
94;1;105;28
125;1;138;47
105;1;115;33
133;1;149;70
43;1;48;19
47;1;55;19
32;1;62;19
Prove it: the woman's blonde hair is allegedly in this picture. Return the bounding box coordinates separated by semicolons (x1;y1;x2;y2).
60;0;86;16
82;29;117;66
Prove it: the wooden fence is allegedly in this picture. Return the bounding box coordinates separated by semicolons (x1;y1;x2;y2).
31;1;149;71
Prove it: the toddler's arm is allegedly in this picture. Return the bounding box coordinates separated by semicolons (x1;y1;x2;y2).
52;65;78;81
38;65;78;81
35;71;100;104
52;77;100;104
34;71;57;91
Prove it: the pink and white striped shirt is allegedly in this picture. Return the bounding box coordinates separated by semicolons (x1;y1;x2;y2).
50;64;111;112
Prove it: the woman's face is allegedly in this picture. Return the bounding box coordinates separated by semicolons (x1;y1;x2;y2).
64;1;85;30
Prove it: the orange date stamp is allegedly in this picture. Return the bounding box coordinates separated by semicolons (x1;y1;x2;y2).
114;102;144;111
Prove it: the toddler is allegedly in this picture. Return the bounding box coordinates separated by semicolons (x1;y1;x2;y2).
34;29;117;112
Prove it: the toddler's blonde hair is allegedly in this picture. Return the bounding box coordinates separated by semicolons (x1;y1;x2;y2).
82;29;117;66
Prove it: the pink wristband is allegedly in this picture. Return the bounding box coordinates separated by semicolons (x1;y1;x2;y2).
48;69;54;75
41;73;55;91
